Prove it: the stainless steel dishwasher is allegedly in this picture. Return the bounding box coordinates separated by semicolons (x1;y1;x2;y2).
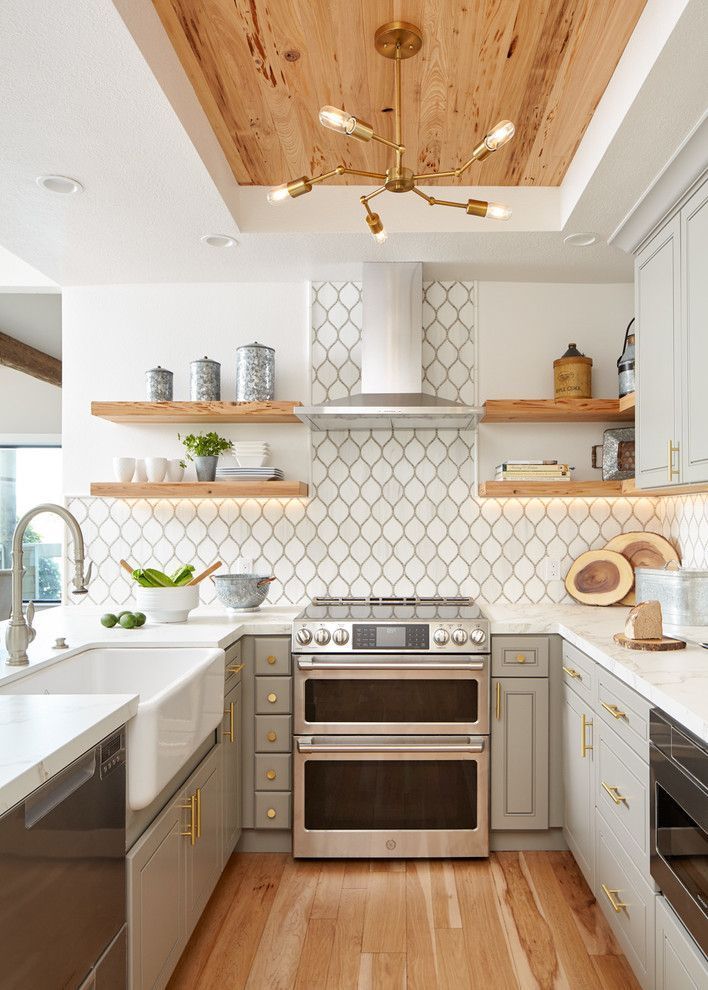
0;728;127;989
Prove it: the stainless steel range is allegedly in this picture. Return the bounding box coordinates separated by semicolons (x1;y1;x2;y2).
292;596;490;859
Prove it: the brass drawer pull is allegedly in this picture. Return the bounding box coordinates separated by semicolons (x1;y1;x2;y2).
562;665;581;679
668;439;680;481
495;682;502;720
266;654;277;666
224;702;235;743
266;808;277;820
602;781;628;806
266;769;277;781
196;786;202;839
516;653;526;663
267;692;278;704
601;702;627;720
601;883;628;914
581;713;593;758
267;730;278;742
180;794;197;846
227;662;245;674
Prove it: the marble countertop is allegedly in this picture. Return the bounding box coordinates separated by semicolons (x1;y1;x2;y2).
482;601;708;744
0;605;299;812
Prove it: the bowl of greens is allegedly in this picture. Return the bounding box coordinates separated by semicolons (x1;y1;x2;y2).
131;564;199;623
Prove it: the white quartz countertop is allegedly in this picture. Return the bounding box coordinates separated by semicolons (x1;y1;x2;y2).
0;605;299;812
482;601;708;744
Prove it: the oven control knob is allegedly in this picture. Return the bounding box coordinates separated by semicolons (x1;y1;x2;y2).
451;628;468;646
433;628;450;646
332;628;349;646
470;628;487;645
296;628;312;645
314;628;331;646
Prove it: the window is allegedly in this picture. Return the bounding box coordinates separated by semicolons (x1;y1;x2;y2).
0;444;63;603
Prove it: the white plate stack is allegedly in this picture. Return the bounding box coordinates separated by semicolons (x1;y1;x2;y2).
232;441;270;468
216;466;285;481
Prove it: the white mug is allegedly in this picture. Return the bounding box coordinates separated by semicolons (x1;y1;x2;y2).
133;458;148;483
145;457;168;483
166;458;185;482
113;457;135;483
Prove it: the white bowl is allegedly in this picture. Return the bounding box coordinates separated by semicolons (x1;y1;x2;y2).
235;455;269;467
135;584;199;623
113;457;135;482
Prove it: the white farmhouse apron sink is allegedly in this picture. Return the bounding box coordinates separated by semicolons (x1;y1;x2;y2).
1;647;225;810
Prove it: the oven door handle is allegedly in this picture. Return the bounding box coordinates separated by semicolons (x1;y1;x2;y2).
296;659;485;671
296;738;485;753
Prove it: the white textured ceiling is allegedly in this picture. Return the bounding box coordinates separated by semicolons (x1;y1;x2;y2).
0;0;704;285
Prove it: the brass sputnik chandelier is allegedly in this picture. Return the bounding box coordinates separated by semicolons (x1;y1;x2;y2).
267;21;515;242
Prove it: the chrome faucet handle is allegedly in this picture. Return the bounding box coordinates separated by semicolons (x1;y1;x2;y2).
26;600;36;643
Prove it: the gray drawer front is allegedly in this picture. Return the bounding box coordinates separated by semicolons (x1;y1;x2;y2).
595;812;655;988
492;636;549;676
255;637;291;675
597;668;650;761
255;676;292;715
596;720;651;879
561;641;595;704
255;714;292;753
224;639;243;693
255;754;292;792
255;791;291;828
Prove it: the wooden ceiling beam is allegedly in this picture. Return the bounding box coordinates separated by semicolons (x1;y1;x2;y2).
0;331;61;387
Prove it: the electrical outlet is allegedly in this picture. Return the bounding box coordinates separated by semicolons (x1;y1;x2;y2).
541;558;562;581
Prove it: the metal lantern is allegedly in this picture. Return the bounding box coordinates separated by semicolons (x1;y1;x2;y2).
617;318;636;398
235;342;275;402
190;356;221;401
145;366;173;402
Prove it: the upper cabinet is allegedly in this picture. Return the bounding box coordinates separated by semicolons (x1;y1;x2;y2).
635;172;708;489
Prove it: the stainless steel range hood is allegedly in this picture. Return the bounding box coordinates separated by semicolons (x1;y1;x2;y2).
297;263;482;430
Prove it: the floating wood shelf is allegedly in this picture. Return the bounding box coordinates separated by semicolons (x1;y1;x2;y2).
618;392;636;414
479;480;655;498
90;481;309;499
481;398;634;423
620;479;708;498
91;401;304;424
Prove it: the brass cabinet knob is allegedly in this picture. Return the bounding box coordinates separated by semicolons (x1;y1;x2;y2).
267;808;276;819
267;654;277;665
267;692;277;704
516;654;526;663
266;769;277;781
267;730;277;742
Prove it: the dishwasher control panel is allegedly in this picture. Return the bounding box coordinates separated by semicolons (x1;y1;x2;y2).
100;730;126;778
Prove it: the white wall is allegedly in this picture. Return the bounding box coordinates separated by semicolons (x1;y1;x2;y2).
478;282;634;481
61;283;310;493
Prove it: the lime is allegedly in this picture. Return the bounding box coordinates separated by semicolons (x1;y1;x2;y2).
134;612;146;627
116;610;132;620
100;613;118;628
119;613;137;629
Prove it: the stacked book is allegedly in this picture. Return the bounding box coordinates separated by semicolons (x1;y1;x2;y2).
495;460;572;481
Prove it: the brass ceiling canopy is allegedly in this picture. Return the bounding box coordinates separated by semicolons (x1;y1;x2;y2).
267;22;515;241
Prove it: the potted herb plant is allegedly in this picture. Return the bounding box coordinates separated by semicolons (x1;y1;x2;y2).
179;431;233;482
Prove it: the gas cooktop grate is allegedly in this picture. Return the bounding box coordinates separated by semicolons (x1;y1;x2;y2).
312;596;474;607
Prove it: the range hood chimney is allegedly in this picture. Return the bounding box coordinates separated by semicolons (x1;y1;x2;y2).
296;263;482;430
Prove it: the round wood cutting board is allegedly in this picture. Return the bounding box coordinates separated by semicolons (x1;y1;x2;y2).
565;549;634;606
605;531;680;606
613;633;686;651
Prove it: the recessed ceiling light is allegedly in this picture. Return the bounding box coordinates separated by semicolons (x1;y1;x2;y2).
200;234;238;248
36;174;84;195
564;232;598;247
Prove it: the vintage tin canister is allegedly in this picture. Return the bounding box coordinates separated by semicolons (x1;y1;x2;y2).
553;343;592;399
235;341;275;402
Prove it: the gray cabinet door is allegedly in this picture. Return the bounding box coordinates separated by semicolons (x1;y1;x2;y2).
681;179;708;483
127;804;184;990
656;895;708;990
636;214;682;488
491;677;549;830
562;683;594;889
184;747;222;935
222;681;242;862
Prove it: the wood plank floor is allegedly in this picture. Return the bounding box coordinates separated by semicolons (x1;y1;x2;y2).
168;852;641;990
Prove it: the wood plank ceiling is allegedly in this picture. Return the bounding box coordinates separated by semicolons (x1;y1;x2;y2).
152;0;647;187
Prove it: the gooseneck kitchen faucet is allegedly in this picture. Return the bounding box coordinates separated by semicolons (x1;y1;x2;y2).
5;503;92;665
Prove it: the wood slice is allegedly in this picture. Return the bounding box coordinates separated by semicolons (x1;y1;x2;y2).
605;531;680;606
613;633;686;651
565;550;634;606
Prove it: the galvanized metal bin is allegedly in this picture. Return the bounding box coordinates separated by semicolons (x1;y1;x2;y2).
635;566;708;625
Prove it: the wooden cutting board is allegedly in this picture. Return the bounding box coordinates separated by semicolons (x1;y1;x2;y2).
565;549;634;606
614;633;686;651
605;531;680;606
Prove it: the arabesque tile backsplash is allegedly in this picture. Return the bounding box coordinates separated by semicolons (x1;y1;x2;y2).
66;281;704;607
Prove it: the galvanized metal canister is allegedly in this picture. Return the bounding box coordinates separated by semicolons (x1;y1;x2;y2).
190;356;221;401
235;342;275;402
145;366;173;401
635;566;708;625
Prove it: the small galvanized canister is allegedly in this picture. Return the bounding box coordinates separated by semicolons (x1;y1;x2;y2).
190;356;221;401
235;341;275;402
635;566;708;625
145;366;174;402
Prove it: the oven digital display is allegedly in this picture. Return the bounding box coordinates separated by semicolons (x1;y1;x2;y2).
376;625;406;648
352;624;429;650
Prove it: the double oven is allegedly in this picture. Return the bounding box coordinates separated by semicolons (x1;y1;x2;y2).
291;597;490;859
